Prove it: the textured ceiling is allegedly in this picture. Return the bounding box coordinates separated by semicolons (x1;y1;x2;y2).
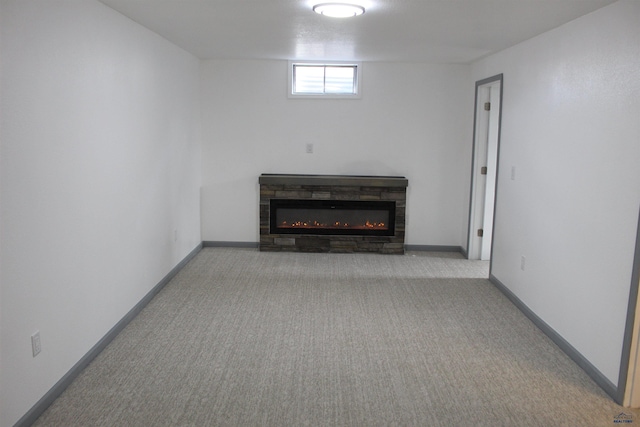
99;0;616;63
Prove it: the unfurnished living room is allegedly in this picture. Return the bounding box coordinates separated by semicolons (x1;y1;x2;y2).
1;1;639;426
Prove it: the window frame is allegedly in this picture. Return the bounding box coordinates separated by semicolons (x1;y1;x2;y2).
288;61;362;99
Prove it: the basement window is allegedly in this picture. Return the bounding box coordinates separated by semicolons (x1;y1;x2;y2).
289;61;361;99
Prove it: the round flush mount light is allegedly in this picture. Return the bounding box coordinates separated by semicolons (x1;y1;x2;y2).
313;3;365;18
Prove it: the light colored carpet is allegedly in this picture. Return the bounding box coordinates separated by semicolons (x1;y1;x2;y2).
33;248;637;426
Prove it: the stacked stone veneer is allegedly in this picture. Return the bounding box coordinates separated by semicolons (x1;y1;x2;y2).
259;174;408;254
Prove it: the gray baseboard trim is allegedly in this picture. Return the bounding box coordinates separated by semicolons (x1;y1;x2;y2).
203;241;259;248
489;273;619;402
201;242;462;253
404;244;463;253
14;243;203;427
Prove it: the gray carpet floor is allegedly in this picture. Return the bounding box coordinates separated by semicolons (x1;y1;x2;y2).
33;248;638;426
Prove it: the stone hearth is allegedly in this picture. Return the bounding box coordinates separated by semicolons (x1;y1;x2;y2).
259;174;408;254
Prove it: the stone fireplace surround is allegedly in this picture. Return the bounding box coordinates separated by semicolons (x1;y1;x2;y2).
259;174;408;254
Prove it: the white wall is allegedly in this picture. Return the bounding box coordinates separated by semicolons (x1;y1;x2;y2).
201;60;473;246
0;1;202;426
471;0;640;386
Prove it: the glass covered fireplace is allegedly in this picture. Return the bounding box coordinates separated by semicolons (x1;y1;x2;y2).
270;199;396;236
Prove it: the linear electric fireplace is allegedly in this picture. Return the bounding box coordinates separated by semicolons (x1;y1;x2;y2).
259;174;408;254
271;199;396;236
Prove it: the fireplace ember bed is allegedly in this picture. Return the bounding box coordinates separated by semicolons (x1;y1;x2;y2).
259;174;408;254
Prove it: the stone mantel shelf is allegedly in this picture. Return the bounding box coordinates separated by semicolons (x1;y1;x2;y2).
259;174;408;188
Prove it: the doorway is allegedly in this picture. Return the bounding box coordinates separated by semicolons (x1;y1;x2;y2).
467;74;503;261
620;208;640;407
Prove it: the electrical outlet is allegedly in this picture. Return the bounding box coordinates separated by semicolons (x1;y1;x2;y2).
520;256;526;271
511;166;516;181
174;230;178;242
305;143;314;154
31;331;41;357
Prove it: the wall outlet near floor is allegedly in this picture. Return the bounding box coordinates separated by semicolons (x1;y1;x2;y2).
520;256;526;271
305;143;314;154
31;331;41;357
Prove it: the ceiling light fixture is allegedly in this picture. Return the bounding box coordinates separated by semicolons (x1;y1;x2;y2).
313;3;365;18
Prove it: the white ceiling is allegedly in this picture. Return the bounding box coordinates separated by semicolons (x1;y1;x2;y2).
99;0;616;63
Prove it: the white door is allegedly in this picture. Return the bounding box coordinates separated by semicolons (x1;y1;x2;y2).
468;76;502;261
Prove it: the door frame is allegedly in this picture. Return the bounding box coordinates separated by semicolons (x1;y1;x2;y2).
619;207;640;406
466;74;503;261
